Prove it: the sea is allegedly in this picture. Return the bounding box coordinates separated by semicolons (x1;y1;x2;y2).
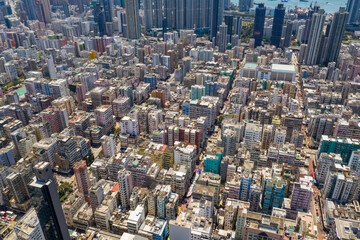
230;0;346;14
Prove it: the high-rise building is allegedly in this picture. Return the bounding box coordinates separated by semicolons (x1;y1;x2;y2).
41;107;68;134
218;22;228;53
57;134;82;169
210;0;224;39
95;3;106;36
249;183;262;212
47;56;57;80
101;0;114;22
22;0;51;23
175;0;185;29
244;123;263;149
14;208;46;240
222;129;236;156
304;10;325;65
118;169;132;208
101;135;116;158
270;3;285;48
0;146;15;166
318;135;360;165
239;171;253;201
22;0;37;21
349;151;360;172
322;7;349;65
164;0;175;29
73;160;90;195
94;105;115;134
194;0;209;30
190;85;206;100
283;20;293;48
253;2;266;47
120;116;139;136
262;177;287;214
125;0;141;39
323;164;359;203
6;172;30;204
290;176;313;212
273;127;286;146
28;162;71;240
144;74;157;89
346;0;360;25
38;0;52;23
234;16;242;36
204;149;223;174
89;182;104;212
144;0;153;30
143;0;164;29
224;15;233;42
185;0;195;29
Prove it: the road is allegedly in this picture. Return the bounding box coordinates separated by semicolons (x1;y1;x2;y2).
92;146;102;158
296;64;326;239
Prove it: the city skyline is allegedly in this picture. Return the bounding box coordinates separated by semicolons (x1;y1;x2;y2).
0;0;358;239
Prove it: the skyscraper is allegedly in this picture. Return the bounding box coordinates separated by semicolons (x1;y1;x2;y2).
304;10;325;65
37;0;52;24
346;0;360;25
22;0;37;21
270;3;285;48
28;162;71;240
210;0;224;39
175;0;185;29
153;0;163;28
283;20;293;48
144;0;153;30
102;0;114;22
73;160;91;195
322;7;349;65
224;15;233;42
144;0;163;30
63;1;70;18
95;3;106;36
194;0;209;30
22;0;51;24
164;0;175;29
185;0;195;29
234;16;242;36
218;22;228;53
253;2;266;48
125;0;141;39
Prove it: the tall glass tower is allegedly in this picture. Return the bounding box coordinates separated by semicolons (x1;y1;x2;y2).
28;162;71;240
270;3;285;48
253;2;266;48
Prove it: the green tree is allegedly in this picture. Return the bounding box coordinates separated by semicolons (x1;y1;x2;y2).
263;37;270;44
57;182;73;202
114;127;121;139
85;150;95;166
241;22;254;43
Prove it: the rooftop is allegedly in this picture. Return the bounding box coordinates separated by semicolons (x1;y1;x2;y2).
271;64;296;73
